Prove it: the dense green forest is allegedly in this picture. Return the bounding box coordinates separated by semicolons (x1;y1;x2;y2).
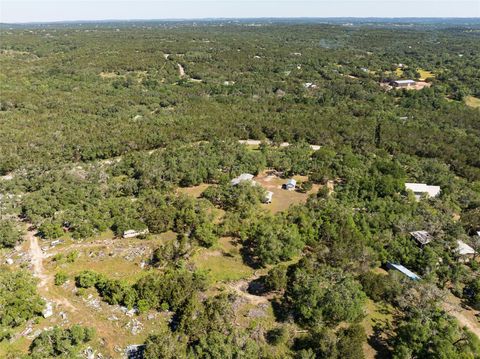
0;20;479;358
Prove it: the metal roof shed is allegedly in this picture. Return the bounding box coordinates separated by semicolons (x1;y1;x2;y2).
386;262;421;280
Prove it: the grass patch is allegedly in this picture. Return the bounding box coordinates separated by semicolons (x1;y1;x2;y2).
177;183;210;198
56;257;145;283
361;299;395;359
191;248;254;283
417;68;434;81
465;96;480;109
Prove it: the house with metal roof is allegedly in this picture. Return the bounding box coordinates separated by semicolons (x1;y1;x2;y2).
410;231;433;246
386;262;421;281
392;79;416;88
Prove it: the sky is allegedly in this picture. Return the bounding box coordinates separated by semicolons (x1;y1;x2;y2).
1;0;479;23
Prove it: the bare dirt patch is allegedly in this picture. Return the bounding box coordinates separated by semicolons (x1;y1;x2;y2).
443;293;480;338
254;172;319;213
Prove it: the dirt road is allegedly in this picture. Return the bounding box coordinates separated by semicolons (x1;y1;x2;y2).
27;230;50;290
26;228;77;311
177;63;185;77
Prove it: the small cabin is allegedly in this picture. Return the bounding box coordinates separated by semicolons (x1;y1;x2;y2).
284;179;297;191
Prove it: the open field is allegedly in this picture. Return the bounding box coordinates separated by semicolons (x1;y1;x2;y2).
191;237;254;282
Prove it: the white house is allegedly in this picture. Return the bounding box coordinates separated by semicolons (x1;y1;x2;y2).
123;229;149;239
456;240;475;256
405;183;441;201
231;173;255;186
392;79;416;88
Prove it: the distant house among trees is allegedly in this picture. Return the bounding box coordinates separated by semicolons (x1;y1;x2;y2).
392;79;416;88
386;262;421;281
231;173;255;186
410;231;433;246
405;183;441;201
122;229;148;239
456;240;475;257
283;179;297;191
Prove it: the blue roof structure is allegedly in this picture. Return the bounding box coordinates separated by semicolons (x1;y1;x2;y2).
386;262;421;281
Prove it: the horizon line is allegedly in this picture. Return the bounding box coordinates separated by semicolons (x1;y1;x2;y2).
2;16;480;25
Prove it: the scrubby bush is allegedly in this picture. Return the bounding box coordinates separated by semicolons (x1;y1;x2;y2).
54;272;68;286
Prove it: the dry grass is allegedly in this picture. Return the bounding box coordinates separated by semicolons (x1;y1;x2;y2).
417;68;435;81
465;96;480;109
177;183;210;198
99;71;123;79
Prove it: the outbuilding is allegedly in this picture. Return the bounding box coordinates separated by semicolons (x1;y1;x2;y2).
386;262;421;281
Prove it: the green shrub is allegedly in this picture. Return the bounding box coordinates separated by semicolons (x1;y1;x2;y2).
54;272;68;286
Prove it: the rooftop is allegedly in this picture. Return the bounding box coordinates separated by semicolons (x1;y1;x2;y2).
410;230;433;245
231;173;255;186
457;240;475;256
405;183;441;198
387;262;421;280
394;79;416;84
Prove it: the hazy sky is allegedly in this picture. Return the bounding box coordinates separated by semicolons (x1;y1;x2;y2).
1;0;479;23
